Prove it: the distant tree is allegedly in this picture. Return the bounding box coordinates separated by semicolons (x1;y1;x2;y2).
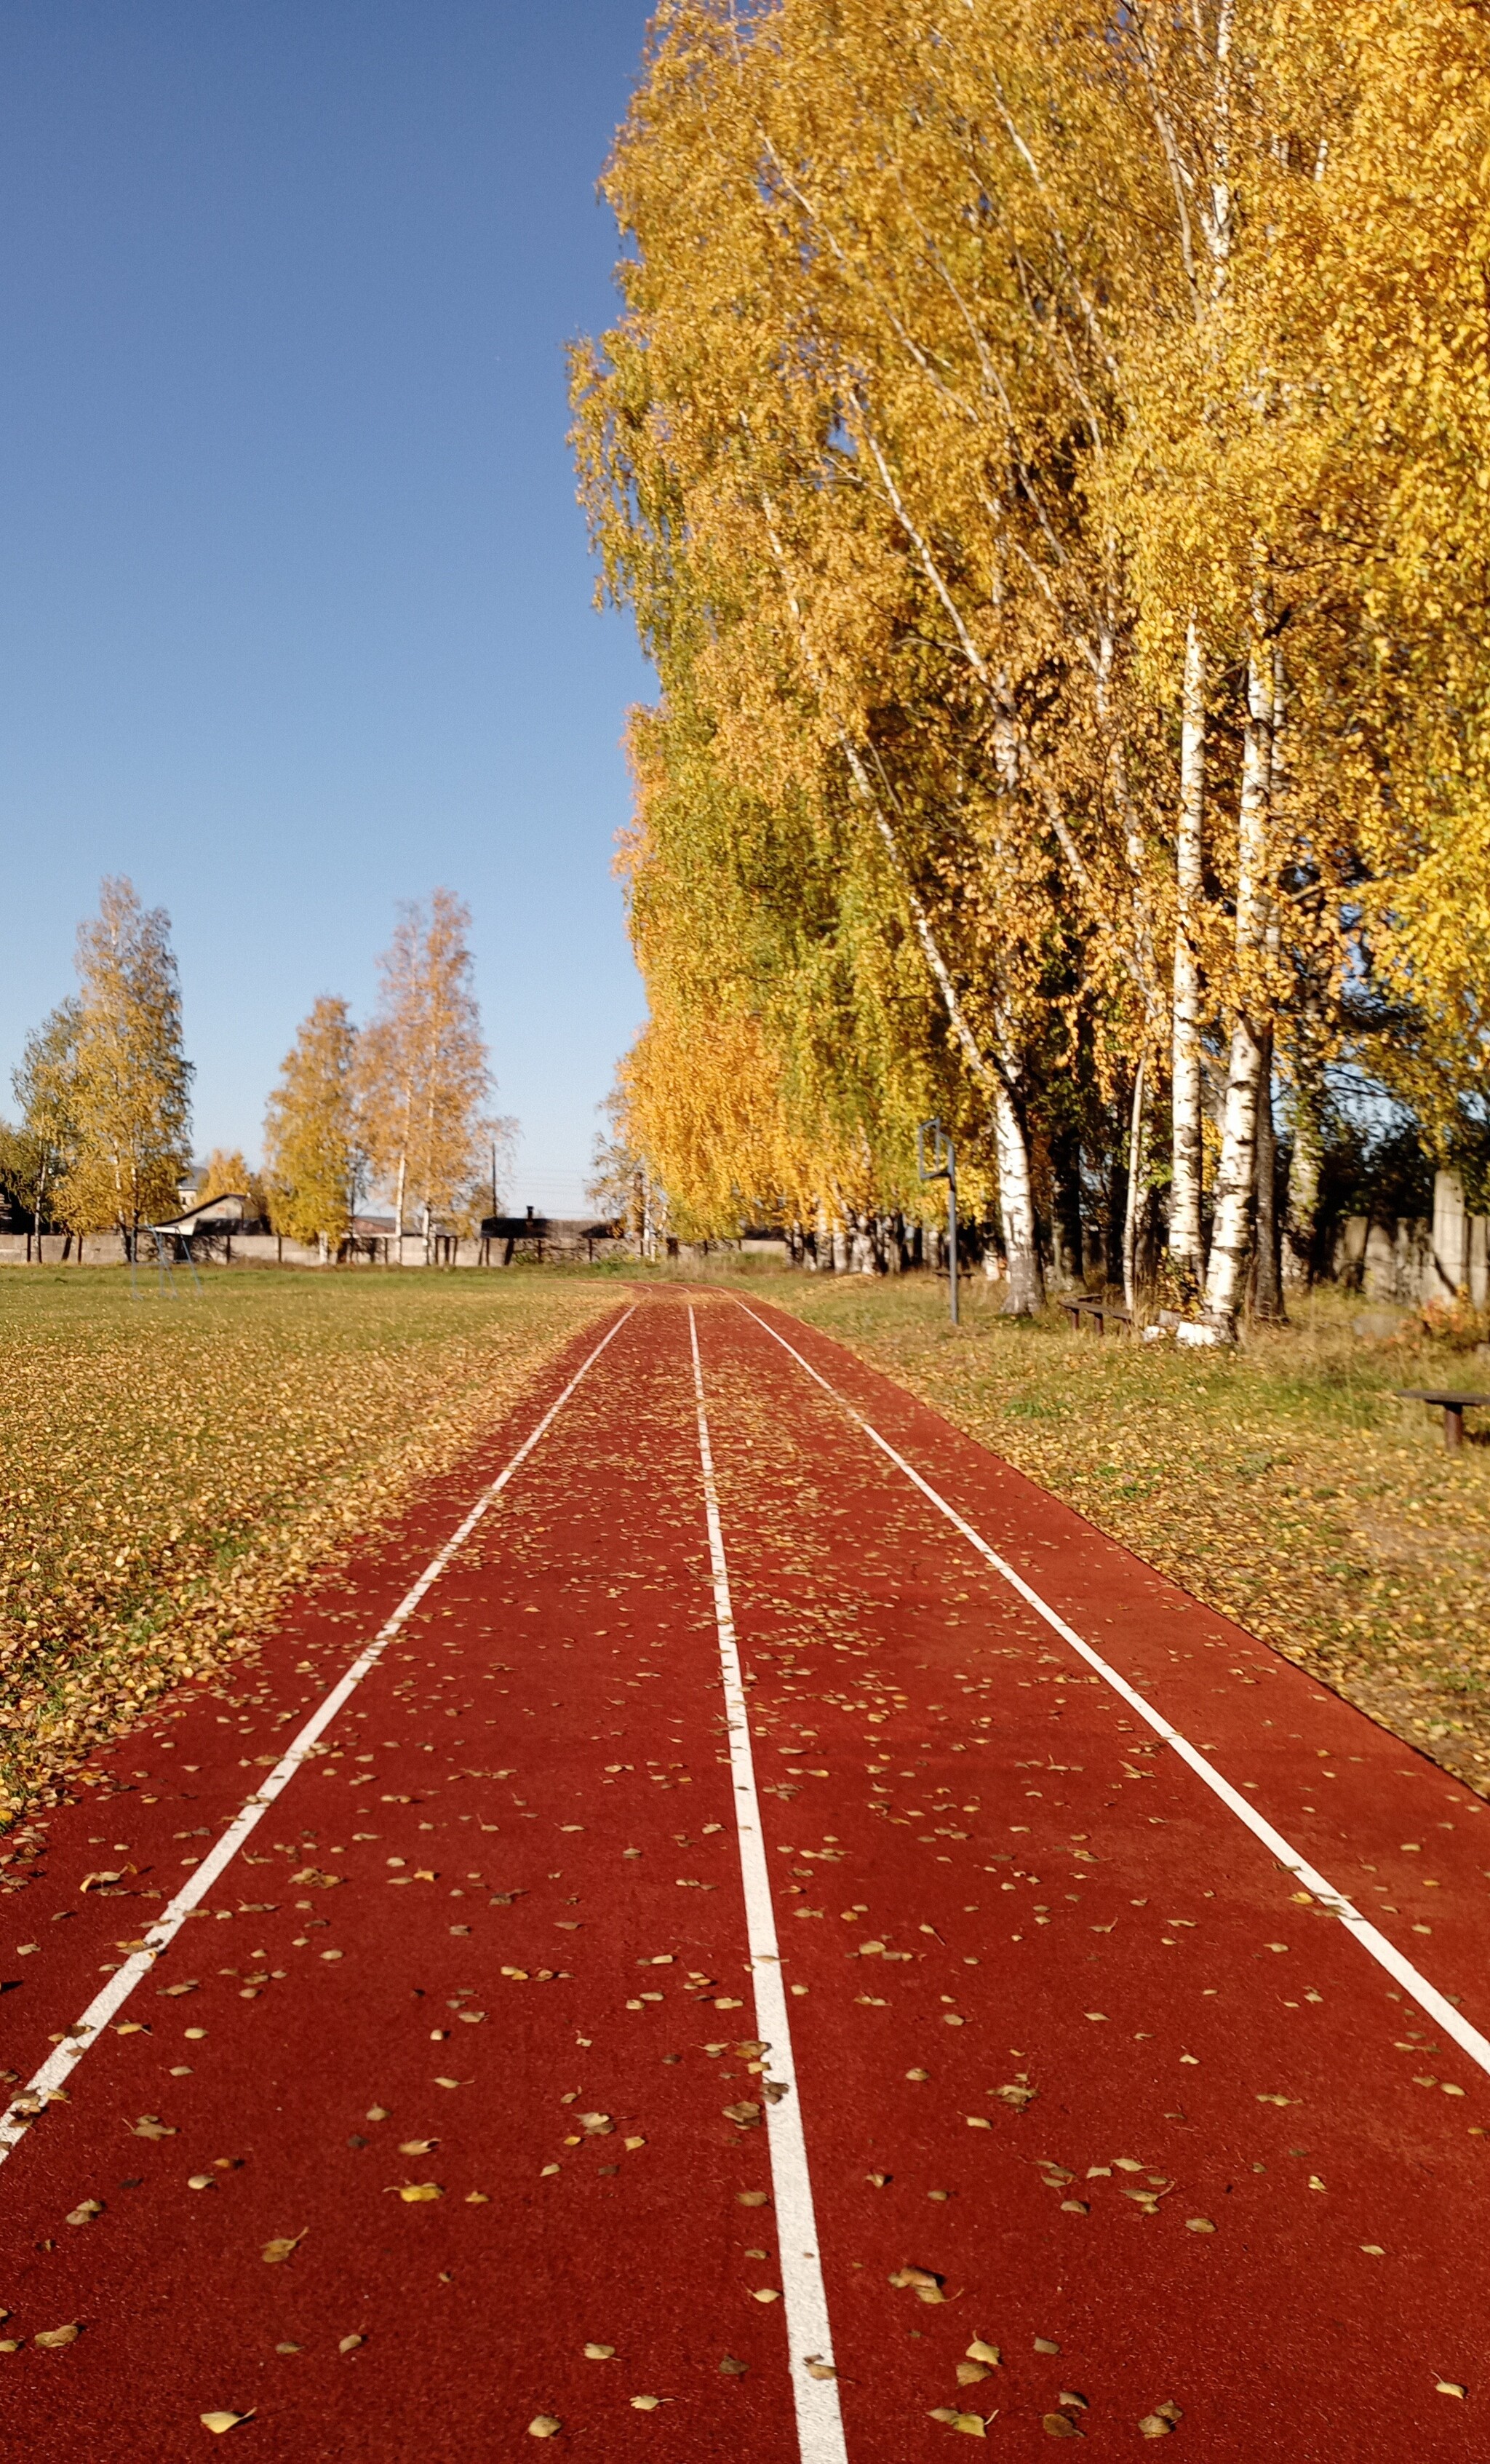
263;997;363;1250
198;1148;247;1199
8;998;82;1250
60;880;192;1245
359;891;490;1255
195;1145;271;1224
0;1118;23;1220
586;1082;648;1241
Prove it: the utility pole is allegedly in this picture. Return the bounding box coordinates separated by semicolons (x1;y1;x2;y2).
917;1118;958;1327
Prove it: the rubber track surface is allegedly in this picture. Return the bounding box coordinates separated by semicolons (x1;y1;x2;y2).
0;1293;1486;2460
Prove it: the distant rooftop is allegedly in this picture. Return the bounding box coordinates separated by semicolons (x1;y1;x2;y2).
154;1190;253;1232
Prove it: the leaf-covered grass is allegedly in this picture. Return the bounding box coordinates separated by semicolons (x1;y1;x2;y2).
0;1267;615;1816
697;1263;1490;1795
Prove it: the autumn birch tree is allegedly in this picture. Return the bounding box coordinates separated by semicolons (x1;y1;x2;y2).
263;997;362;1251
9;1001;81;1254
60;878;193;1246
359;894;490;1256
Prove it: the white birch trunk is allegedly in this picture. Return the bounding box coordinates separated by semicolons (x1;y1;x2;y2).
992;1080;1043;1316
1252;1029;1283;1321
1253;867;1286;1322
1123;1054;1147;1313
393;1152;407;1248
1283;1113;1320;1288
1170;619;1206;1292
1203;629;1273;1334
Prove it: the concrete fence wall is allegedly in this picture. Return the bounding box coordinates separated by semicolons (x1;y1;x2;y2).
1334;1171;1490;1309
0;1230;332;1269
0;1225;629;1271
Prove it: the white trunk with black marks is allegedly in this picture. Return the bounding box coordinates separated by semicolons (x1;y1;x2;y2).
393;1151;407;1245
1171;619;1206;1289
1206;1008;1266;1335
1253;882;1286;1323
1123;1054;1147;1313
1252;1030;1283;1321
990;1078;1042;1316
1203;632;1273;1333
1283;1117;1320;1287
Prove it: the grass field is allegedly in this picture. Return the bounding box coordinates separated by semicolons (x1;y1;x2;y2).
0;1266;613;1818
675;1260;1490;1796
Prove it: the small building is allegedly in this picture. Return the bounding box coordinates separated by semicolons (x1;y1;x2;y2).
154;1191;260;1237
149;1191;272;1261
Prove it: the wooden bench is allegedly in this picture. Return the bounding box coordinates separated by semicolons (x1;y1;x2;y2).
1061;1295;1131;1335
1397;1388;1490;1452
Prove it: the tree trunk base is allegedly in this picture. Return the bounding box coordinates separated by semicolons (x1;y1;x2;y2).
1179;1318;1232;1348
1000;1257;1045;1317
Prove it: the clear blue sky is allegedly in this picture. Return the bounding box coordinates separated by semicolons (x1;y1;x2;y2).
0;1;657;1216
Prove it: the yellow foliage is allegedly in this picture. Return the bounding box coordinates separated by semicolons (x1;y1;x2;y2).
576;0;1490;1266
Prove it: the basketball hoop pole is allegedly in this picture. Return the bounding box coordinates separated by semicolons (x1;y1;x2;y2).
917;1119;958;1327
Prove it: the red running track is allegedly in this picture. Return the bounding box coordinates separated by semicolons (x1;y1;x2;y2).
0;1292;1486;2460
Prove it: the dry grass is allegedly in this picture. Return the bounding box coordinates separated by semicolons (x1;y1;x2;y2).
0;1267;614;1817
712;1265;1490;1795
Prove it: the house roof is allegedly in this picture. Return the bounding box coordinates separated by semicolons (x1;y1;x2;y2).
153;1191;250;1231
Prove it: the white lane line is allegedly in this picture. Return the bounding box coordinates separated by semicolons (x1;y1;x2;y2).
739;1302;1490;2084
688;1309;848;2464
0;1305;637;2167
